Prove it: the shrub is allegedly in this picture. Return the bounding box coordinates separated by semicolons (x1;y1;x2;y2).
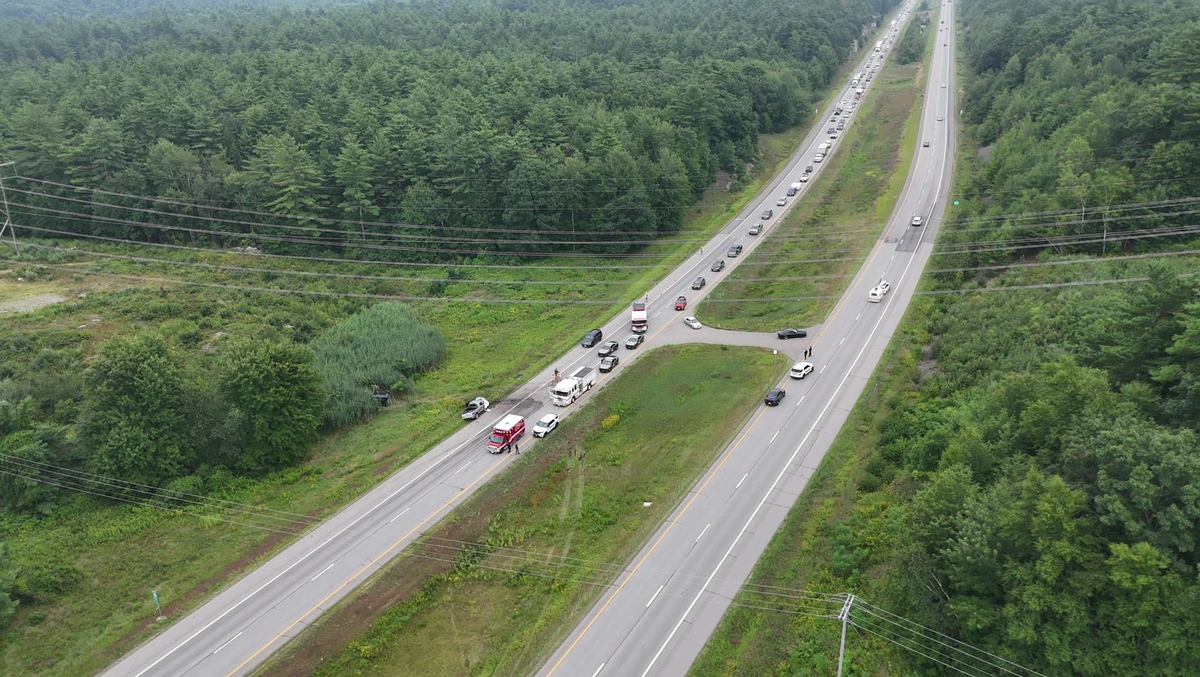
79;333;193;486
312;303;446;428
220;339;325;474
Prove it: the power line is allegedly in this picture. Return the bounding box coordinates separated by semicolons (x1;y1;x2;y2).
9;203;674;258
0;450;1054;677
30;264;623;304
854;599;1045;677
6;188;708;246
18;242;636;286
4;227;675;270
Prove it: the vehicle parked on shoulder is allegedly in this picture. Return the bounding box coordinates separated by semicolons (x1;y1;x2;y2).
764;388;786;406
789;362;815;379
461;397;490;420
599;355;619;373
597;340;620;357
487;415;525;453
777;328;807;340
532;414;559;437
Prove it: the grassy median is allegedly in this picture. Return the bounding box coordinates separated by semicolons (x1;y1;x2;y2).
0;122;812;677
686;303;927;677
254;344;788;677
697;50;927;332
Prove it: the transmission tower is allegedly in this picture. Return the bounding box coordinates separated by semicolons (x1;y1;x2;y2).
0;162;17;254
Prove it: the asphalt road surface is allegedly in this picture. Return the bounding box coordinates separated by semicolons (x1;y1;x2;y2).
99;5;932;676
534;3;956;677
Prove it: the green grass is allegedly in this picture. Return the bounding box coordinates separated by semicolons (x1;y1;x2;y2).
688;9;951;674
255;344;789;677
685;302;929;677
0;125;808;677
695;41;929;333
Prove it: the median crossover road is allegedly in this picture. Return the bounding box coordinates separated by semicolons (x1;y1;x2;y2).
535;3;954;677
100;6;924;677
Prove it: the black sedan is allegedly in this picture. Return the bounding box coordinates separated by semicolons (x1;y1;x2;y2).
777;328;807;340
581;329;603;347
711;259;726;272
625;334;645;349
764;388;786;406
692;277;707;290
597;340;620;357
599;356;619;373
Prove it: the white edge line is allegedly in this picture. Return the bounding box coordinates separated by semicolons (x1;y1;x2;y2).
128;12;918;677
638;17;941;677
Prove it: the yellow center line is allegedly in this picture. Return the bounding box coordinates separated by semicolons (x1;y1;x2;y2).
224;453;508;677
545;401;774;676
229;104;918;674
547;47;926;672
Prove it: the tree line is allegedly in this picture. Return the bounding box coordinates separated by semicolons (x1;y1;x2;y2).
0;0;898;256
937;0;1200;268
843;0;1200;673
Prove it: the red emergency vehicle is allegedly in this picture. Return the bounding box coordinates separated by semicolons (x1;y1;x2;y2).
487;414;526;454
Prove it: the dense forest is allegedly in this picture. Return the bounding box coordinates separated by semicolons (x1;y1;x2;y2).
0;0;900;635
938;0;1200;265
0;0;897;255
859;0;1200;673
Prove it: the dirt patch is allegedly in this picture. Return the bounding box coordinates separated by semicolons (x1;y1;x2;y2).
259;441;574;677
0;292;65;314
917;343;941;381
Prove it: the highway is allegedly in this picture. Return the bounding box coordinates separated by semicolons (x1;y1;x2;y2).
534;2;956;676
98;4;930;677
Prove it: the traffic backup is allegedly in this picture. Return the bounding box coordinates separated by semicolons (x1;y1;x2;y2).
631;302;648;333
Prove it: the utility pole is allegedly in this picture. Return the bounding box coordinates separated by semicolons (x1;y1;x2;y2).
0;162;17;254
837;594;855;677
